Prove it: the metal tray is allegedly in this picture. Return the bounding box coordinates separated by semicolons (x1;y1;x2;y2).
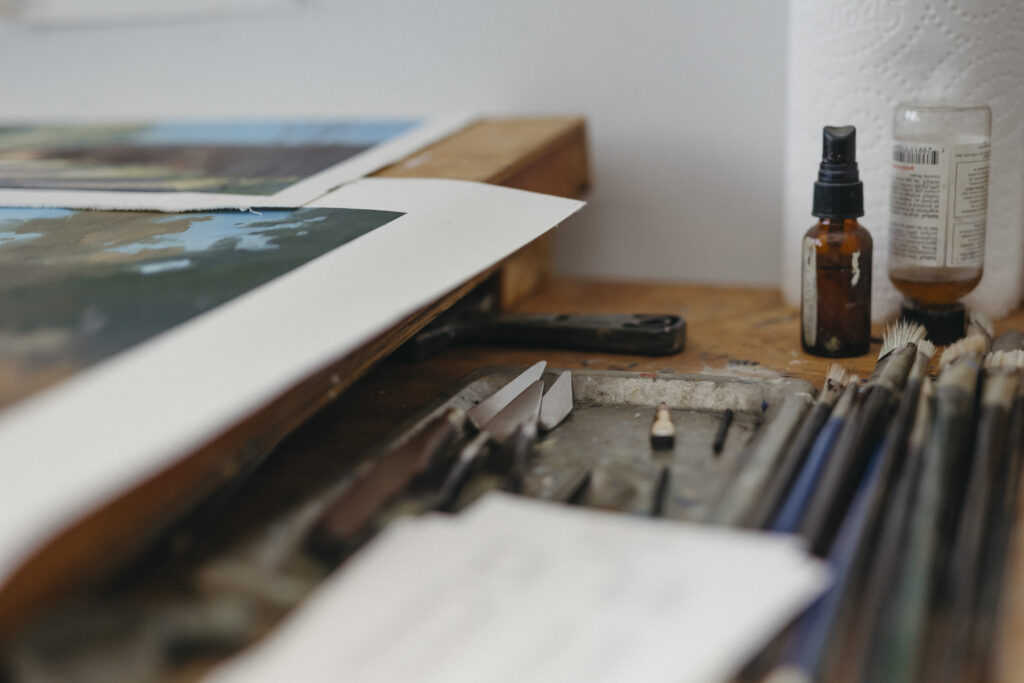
384;367;815;523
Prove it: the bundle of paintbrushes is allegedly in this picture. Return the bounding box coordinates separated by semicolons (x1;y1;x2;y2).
734;320;1024;683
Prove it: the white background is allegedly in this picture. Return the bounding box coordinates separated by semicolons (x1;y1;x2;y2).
0;0;788;286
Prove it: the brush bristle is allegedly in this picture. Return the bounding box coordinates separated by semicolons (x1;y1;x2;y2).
917;339;936;360
762;667;811;683
985;349;1024;369
826;363;849;385
940;334;989;367
969;311;995;338
879;320;927;359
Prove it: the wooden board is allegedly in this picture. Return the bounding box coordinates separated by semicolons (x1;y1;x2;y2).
0;117;590;638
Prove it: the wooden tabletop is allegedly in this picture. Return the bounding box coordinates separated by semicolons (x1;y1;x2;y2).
212;278;1024;682
198;278;1024;544
6;112;1024;673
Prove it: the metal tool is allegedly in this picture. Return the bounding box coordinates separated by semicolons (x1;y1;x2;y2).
435;379;544;512
711;409;733;454
539;370;573;432
522;461;591;503
467;360;545;429
307;407;466;558
650;466;670;517
499;421;537;494
308;362;547;557
398;312;686;360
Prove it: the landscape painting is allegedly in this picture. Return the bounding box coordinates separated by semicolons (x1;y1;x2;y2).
0;204;403;409
0;120;420;195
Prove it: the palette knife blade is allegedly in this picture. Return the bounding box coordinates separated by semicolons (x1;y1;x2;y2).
467;360;546;430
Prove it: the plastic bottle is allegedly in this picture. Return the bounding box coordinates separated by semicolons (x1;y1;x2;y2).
888;103;991;344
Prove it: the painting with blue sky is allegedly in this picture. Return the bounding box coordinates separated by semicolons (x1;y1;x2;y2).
0;204;403;408
0;120;420;195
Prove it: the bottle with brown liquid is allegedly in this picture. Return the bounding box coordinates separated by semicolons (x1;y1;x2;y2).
888;103;990;344
801;126;872;357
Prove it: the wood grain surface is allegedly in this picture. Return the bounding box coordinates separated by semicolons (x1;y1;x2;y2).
224;279;1024;680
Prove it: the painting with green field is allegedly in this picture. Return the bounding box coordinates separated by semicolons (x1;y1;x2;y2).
0;120;420;195
0;205;403;408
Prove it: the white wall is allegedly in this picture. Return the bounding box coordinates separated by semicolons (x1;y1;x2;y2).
0;0;788;286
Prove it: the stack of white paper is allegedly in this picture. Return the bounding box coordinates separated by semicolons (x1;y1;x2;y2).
208;493;829;683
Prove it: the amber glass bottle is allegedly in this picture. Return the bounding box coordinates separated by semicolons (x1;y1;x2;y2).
801;126;873;357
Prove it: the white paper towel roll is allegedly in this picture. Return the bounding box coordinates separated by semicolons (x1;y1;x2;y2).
782;1;1024;321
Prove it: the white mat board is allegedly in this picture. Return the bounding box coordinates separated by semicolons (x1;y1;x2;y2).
0;177;583;588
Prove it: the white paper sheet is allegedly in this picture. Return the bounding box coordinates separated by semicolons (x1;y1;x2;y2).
0;115;474;211
208;493;829;683
0;178;583;589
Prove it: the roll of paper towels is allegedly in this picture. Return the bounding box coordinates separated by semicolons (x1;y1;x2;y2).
782;1;1024;320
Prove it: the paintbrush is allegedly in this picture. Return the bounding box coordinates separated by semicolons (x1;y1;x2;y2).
865;319;927;385
935;357;1018;683
806;337;934;677
710;392;813;526
992;329;1024;352
967;310;995;351
850;377;934;683
946;352;1019;683
980;356;1024;682
799;323;922;554
770;342;935;682
768;442;886;683
770;369;936;683
771;375;859;533
746;363;849;528
872;334;986;682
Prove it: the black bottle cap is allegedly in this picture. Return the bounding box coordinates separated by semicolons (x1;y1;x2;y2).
900;298;966;346
813;125;864;219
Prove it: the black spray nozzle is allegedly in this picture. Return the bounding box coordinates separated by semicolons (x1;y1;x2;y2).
822;125;857;165
813;124;864;218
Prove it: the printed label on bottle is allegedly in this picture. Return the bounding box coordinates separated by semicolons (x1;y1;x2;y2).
801;236;816;347
889;140;990;268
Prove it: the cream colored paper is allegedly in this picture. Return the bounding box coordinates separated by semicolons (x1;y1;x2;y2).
0;178;583;588
208;493;829;683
